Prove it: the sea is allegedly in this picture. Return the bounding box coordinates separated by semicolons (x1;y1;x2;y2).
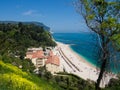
53;33;120;73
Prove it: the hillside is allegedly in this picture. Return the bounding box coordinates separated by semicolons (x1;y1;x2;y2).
0;21;50;31
0;22;59;89
0;22;56;58
0;60;61;90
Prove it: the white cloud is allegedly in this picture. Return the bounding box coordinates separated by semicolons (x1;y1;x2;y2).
22;10;43;17
23;10;35;16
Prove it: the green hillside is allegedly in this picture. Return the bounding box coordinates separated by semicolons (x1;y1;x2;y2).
0;60;61;90
0;22;56;58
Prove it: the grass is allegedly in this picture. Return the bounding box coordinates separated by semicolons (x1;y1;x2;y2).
0;60;61;90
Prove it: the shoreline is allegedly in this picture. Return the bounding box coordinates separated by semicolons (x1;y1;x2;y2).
69;45;97;69
54;41;116;87
68;43;117;74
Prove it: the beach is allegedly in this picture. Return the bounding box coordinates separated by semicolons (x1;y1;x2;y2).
53;41;116;87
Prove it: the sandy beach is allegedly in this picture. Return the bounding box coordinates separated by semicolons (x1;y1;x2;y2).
53;41;116;87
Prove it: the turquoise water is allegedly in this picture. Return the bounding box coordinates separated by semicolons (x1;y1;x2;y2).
53;33;98;66
53;33;120;73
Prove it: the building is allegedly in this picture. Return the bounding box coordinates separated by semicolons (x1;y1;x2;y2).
32;50;46;68
25;47;43;59
26;48;60;74
27;47;43;52
26;52;33;59
46;53;60;74
25;48;46;68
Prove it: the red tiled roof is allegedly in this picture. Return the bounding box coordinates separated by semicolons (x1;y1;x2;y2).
46;55;60;66
49;51;53;56
32;50;44;59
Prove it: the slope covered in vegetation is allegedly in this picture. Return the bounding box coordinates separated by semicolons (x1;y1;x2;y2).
0;22;60;90
0;22;56;58
0;60;61;90
0;22;56;72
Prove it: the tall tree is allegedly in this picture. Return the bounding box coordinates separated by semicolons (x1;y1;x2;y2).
75;0;120;90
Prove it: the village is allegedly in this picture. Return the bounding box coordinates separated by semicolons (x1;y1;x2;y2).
25;47;62;74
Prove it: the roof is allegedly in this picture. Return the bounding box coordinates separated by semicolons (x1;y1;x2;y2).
26;52;33;55
46;55;60;66
28;47;43;51
49;51;53;56
32;50;44;59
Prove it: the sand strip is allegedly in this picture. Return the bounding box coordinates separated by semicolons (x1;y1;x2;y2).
53;41;116;87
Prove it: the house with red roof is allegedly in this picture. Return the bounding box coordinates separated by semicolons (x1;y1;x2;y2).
25;49;46;68
45;51;60;74
31;50;46;68
26;48;60;74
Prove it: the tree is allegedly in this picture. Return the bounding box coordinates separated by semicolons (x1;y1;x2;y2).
105;74;120;89
44;71;52;81
75;0;120;90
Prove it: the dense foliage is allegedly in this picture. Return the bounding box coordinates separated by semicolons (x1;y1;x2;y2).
0;22;61;90
0;59;95;90
38;67;95;90
54;73;95;90
0;60;61;90
0;55;35;72
104;74;120;90
76;0;120;89
0;22;56;72
0;22;56;57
